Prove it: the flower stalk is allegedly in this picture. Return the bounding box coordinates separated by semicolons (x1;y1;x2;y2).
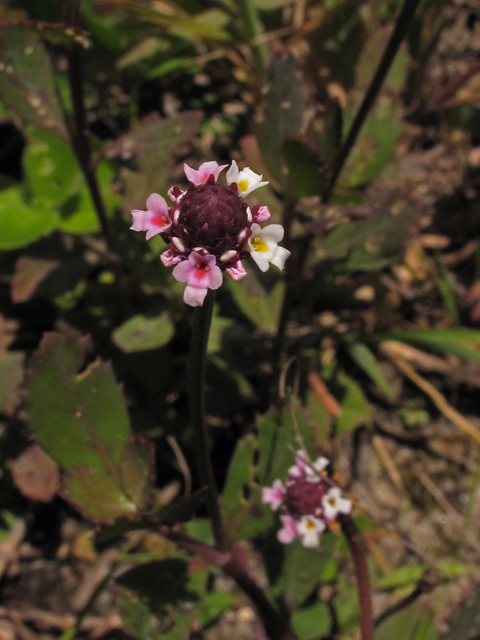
188;289;227;551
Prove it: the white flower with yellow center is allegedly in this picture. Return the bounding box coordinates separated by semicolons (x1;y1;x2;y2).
296;515;326;548
321;487;353;521
226;160;268;196
247;223;291;272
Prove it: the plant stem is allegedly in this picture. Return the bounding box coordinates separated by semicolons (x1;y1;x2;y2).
272;0;421;383
189;290;227;551
66;42;115;253
322;0;421;202
340;515;374;640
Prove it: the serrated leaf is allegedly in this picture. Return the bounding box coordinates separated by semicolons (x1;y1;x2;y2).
256;54;304;184
113;313;174;353
24;331;155;521
0;187;58;250
63;465;137;521
0;30;68;138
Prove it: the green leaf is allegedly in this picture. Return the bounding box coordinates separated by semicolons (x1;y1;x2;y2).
376;601;438;640
253;0;295;8
335;371;371;434
0;351;24;415
227;269;284;331
256;53;305;184
0;30;68;138
0;187;58;250
291;602;332;640
273;535;337;609
346;342;394;399
375;565;426;590
282;136;327;197
24;331;154;521
342;95;403;188
113;313;174;353
319;190;417;272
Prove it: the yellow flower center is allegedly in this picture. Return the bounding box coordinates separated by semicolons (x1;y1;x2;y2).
328;498;336;507
238;179;249;192
196;263;209;271
251;237;269;252
306;520;315;530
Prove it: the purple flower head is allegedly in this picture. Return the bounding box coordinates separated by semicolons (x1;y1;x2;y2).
130;160;290;306
262;449;353;548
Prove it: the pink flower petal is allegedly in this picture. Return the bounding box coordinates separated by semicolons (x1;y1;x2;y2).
160;249;182;267
184;161;228;186
146;192;168;216
225;260;247;281
277;515;297;545
172;259;194;283
252;205;271;223
184;285;208;307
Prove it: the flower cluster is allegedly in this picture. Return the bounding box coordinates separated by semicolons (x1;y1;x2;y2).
130;160;290;307
262;450;352;548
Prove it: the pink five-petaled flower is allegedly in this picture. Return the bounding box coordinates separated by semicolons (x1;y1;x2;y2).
184;161;228;186
130;193;171;240
288;450;329;482
172;252;222;307
261;479;286;511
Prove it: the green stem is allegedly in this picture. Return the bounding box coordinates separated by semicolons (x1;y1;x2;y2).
189;290;227;551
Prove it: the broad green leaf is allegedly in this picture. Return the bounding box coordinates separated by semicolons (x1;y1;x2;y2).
24;331;155;521
273;535;337;610
283;136;327;198
24;129;79;206
256;54;304;184
0;30;68;138
346;342;394;399
291;602;332;640
375;565;426;590
376;601;438;640
319;190;417;272
335;371;371;434
227;269;284;331
63;465;137;520
113;313;174;353
0;187;58;250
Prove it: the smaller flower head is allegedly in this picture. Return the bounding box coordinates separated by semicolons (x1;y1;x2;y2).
131;193;171;240
247;223;291;273
172;252;222;307
262;479;286;511
321;487;352;522
296;515;326;548
184;161;227;186
226;160;268;196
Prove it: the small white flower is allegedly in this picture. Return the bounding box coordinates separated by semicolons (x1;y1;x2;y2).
226;160;268;196
247;223;291;273
296;515;326;548
305;456;330;483
322;487;352;521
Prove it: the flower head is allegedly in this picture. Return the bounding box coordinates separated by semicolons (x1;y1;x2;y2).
130;160;290;306
263;449;353;549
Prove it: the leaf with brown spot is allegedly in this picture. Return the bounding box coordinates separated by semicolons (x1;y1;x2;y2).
10;444;59;502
